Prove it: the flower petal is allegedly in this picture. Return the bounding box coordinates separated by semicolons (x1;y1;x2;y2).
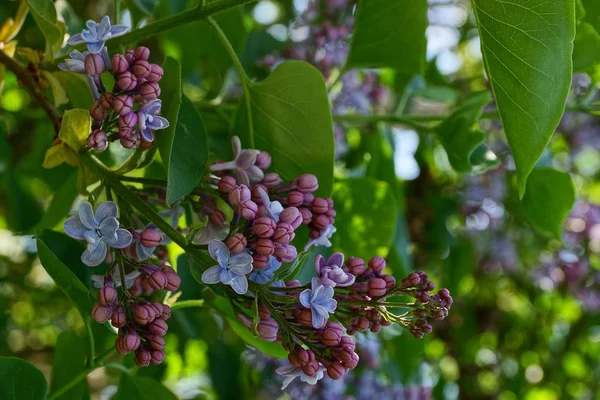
136;240;154;260
146;116;169;130
67;33;84;45
311;306;327;329
229;253;253;274
299;289;312;308
140;127;154;142
109;24;130;36
324;298;337;313
79;202;97;229
110;229;133;249
220;268;235;284
236;149;259;170
81;240;107;266
64;216;88;240
95;201;118;223
201;265;222;284
208;240;230;265
97;16;111;38
87;40;105;54
139;99;162;114
315;254;325;275
229;275;248;295
98;216;119;237
327;253;344;269
246;165;264;183
231;136;242;159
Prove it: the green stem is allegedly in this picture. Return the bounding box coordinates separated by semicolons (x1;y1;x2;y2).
114;0;121;23
86;319;95;367
171;299;205;310
117;176;168;186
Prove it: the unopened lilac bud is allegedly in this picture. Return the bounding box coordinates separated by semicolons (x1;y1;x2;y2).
256;151;272;170
303;193;315;206
279;207;302;229
382;274;396;289
281;245;297;263
92;302;113;323
218;175;237;193
346;257;366;276
150;350;165;365
132;60;151;78
116;332;141;354
296;347;314;365
148;318;168;336
288;353;301;368
116;71;137;91
139;82;161;100
255;238;275;256
120;133;139;149
209;210;226;226
85;53;105;75
313;214;330;230
327;363;346;380
226;233;247;254
369;257;386;276
273;223;295;245
299;208;313;224
111;94;132;116
87;129;108;151
258;303;271;320
352;281;368;293
119;112;138;130
161;304;172;319
239;200;258;220
297;174;318;193
160;265;181;291
148;334;165;350
229;185;251;206
132;303;151;325
112;53;129;74
251;184;268;204
134;348;151;367
286;280;301;288
90;101;107;120
111;306;126;328
99;92;113;109
99;285;118;306
253;217;276;238
124;49;135;63
302;361;320;376
312;197;329;214
252;253;269;269
148;271;167;290
341;351;359;369
141;228;162;248
298;308;312;327
257;318;279;341
261;172;282;188
321;326;342;347
287;191;304;207
134;46;150;61
147;64;164;82
368;278;387;297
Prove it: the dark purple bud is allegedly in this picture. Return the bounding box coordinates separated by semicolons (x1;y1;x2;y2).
382;274;396;289
141;228;162;248
150;350;165;365
327;363;346;380
119;112;138;129
287;191;304;207
116;331;141;354
138;82;161;100
148;318;168;336
92;302;113;323
255;238;275;256
286;279;301;288
112;54;129;74
255;151;272;170
273;223;295;245
87;129;108;151
288;353;301;368
312;197;329;214
132;60;151;78
298;308;312;327
134;46;150;61
257;318;279;341
111;306;126;328
112;94;133;116
148;334;165;350
297;174;318;193
84;53;105;75
160;265;181;291
218;175;237;193
239;200;258;220
120;132;140;149
368;278;387;297
299;207;313;224
134;348;151;367
147;64;164;82
132;303;152;325
281;245;297;263
302;361;319;376
321;325;342;347
261;172;282;188
148;271;167;290
252;253;269;269
346;257;366;276
161;304;172;320
90;101;107;121
116;71;137;91
342;352;359;369
369;256;386;276
313;214;330;230
295;347;314;365
99;92;113;109
253;217;276;238
228;185;251;206
258;303;271;320
209;210;226;226
124;49;135;63
99;285;118;306
303;193;315;206
225;233;247;254
279;207;302;229
252;184;268;204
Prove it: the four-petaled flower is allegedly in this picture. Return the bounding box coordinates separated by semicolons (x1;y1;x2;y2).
92;265;140;288
137;99;169;143
67;16;129;54
276;361;326;389
202;240;253;294
304;225;336;251
315;252;354;287
250;256;284;286
64;201;133;266
257;187;284;221
58;50;89;73
210;136;264;186
299;277;337;328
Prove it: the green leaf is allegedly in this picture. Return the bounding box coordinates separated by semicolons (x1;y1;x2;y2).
331;178;398;259
520;168;576;237
156;57;182;170
166;95;208;205
237;61;335;196
59;109;91;152
37;232;94;319
54;72;94;110
49;330;89;400
346;0;427;74
26;0;63;56
36;170;78;230
114;374;177;400
437;91;499;174
472;0;576;196
0;357;48;400
573;22;600;71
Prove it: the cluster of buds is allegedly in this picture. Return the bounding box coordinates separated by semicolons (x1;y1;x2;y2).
128;264;181;297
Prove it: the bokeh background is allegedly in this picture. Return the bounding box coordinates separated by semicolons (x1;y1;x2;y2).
2;0;600;399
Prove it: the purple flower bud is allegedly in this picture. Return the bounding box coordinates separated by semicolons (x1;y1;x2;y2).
112;94;133;116
148;318;168;336
120;132;140;149
124;49;135;63
92;302;113;323
132;60;151;78
225;233;247;254
281;245;297;263
257;318;279;341
368;278;387;297
312;197;329;214
116;71;137;91
327;363;347;380
218;175;237;193
148;271;167;290
303;193;315;206
320;325;342;347
111;306;126;328
134;46;150;61
99;285;118;306
209;210;226;226
255;238;275;256
239;200;258;220
287;191;304;207
261;172;282;188
341;351;359;369
161;304;172;320
313;214;330;230
346;257;366;276
99;92;113;109
134;348;151;367
160;265;181;291
87;129;108;151
302;361;320;376
132;303;152;325
116;331;141;355
141;228;162;248
295;347;314;365
112;53;129;74
253;217;276;238
252;253;269;269
255;151;272;170
148;334;165;350
273;223;295;245
147;64;164;82
90;101;107;121
138;82;161;100
84;53;105;75
368;257;386;276
382;274;396;289
258;303;271;320
150;350;165;365
297;174;318;193
279;207;302;229
228;185;251;206
299;207;313;224
119;112;138;129
286;280;301;288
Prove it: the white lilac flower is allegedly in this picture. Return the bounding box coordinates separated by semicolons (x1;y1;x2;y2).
91;265;140;288
201;240;253;295
315;252;355;287
64;201;133;266
304;224;336;251
67;16;129;54
137;99;169;143
210;136;264;186
299;277;337;329
57;50;89;73
276;361;326;389
257;187;283;221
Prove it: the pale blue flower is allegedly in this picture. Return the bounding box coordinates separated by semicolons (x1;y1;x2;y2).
249;256;284;286
158;201;185;227
137;99;169;143
299;277;337;328
315;252;354;287
276;361;326;389
133;224;169;260
304;224;336;251
67;16;129;54
57;50;88;73
202;240;253;295
91;265;140;288
257;187;283;221
64;201;132;266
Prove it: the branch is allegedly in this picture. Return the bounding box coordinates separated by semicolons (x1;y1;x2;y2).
0;50;61;132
